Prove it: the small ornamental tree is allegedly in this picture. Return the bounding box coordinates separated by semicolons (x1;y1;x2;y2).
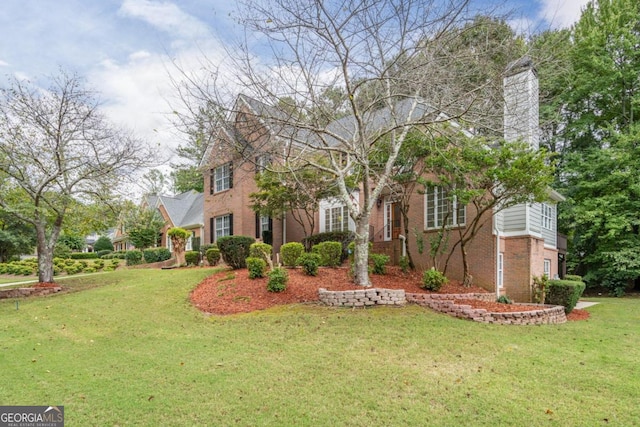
93;236;114;252
167;227;191;266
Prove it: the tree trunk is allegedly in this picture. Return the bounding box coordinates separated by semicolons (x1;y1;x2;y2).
460;242;473;287
171;237;187;266
352;216;371;287
36;225;55;283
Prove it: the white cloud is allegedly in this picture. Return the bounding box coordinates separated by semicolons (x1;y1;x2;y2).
118;0;211;39
0;60;8;67
539;0;590;28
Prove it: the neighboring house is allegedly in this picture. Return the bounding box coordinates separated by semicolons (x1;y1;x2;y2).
201;58;564;302
113;190;204;253
146;190;205;252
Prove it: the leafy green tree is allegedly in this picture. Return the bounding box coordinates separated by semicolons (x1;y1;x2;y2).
0;71;154;283
250;160;344;238
420;134;553;285
141;169;168;196
58;234;85;252
0;209;35;262
93;236;114;252
551;0;640;293
122;203;165;249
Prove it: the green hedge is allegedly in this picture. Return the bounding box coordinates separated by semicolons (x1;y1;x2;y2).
546;279;586;314
205;247;221;266
125;250;143;266
302;231;354;261
280;242;304;267
185;251;200;266
217;236;255;269
143;247;172;263
312;241;343;267
70;252;99;260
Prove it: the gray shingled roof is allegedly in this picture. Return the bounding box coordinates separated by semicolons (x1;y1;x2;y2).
155;190;203;228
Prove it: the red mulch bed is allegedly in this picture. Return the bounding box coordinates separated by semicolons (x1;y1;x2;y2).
31;282;60;288
191;266;587;320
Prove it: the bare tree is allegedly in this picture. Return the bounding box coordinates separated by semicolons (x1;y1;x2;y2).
0;71;155;283
178;0;516;286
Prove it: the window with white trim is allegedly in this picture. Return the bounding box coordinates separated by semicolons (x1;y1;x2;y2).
325;206;349;232
212;163;232;193
541;203;553;230
543;259;551;278
215;214;232;241
424;186;466;229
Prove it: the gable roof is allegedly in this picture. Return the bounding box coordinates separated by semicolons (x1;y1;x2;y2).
147;190;204;229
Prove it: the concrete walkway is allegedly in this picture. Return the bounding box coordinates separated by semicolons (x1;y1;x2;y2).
575;300;599;309
0;272;109;288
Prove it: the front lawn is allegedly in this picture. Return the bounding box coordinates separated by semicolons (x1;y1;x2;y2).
1;268;638;426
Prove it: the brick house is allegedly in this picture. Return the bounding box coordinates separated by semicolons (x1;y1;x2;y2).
113;190;204;253
201;58;564;302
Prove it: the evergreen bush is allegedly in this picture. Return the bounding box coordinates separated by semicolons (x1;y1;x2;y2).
267;267;288;292
249;242;272;264
246;257;267;279
217;236;255;269
280;242;304;267
421;267;448;291
302;231;354;260
205;247;221;266
312;241;343;267
546;279;586;314
185;251;200;266
125;250;143;266
297;252;321;276
370;253;390;275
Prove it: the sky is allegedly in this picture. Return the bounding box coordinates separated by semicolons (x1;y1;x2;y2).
0;0;590;178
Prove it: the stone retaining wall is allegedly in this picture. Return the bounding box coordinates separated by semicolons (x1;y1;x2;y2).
0;286;63;299
318;288;567;325
406;292;566;325
318;288;406;307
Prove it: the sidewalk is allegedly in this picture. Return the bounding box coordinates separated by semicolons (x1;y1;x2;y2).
575;301;599;309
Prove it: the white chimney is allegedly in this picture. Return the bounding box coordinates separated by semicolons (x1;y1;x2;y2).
504;56;539;150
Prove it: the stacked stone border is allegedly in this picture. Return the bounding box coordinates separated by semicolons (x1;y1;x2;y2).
318;288;567;325
0;286;63;299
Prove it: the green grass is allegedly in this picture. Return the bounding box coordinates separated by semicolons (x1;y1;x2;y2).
1;269;639;426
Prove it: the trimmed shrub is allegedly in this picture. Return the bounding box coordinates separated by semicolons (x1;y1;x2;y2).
83;267;96;273
70;252;98;260
421;267;448;291
280;242;304;267
205;247;221;266
297;252;321;276
65;263;82;275
217;236;255;269
125;250;143;266
312;241;343;267
246;257;267;279
93;259;105;270
546;279;586;314
497;295;512;304
303;231;354;260
249;242;272;264
267;267;288;292
565;274;583;282
110;259;120;268
141;247;171;264
54;242;72;259
93;236;114;252
97;250;113;258
185;251;200;266
370;253;390;275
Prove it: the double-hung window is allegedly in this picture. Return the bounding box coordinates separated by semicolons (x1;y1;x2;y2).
215;214;232;241
325;205;349;232
541;203;553;230
425;186;466;229
211;162;232;194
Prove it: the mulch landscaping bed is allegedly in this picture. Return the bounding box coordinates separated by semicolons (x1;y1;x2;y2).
190;266;589;320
